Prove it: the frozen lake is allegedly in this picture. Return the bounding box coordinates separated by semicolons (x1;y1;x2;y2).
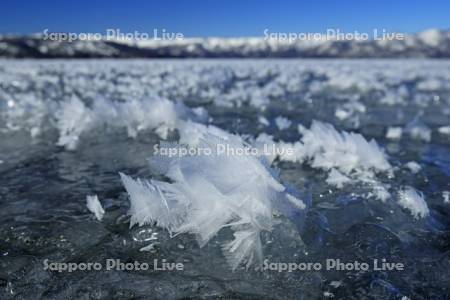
1;59;450;299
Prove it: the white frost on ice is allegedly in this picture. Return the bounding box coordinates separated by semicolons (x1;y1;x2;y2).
254;133;303;164
177;120;231;147
256;121;392;198
405;119;431;142
121;129;300;270
260;121;391;177
443;191;450;204
258;116;270;127
57;96;94;150
438;126;450;135
329;281;343;288
275;116;292;130
371;185;391;202
286;194;306;210
323;291;335;298
139;243;158;252
398;187;429;219
2;60;450;152
335;108;351;120
405;161;422;174
326;169;351;188
54;95;202;150
386;127;403;140
300;121;391;175
334;101;366;123
86;195;105;221
256;121;394;203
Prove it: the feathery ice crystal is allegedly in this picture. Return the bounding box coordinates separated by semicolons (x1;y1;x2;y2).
86;195;105;221
398;187;430;219
121;126;305;270
56;95;202;150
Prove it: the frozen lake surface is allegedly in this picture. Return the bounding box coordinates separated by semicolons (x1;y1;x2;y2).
1;59;450;299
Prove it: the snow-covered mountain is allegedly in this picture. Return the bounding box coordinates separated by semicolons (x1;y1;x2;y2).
1;29;449;58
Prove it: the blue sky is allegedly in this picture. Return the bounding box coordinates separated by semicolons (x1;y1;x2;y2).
2;0;449;37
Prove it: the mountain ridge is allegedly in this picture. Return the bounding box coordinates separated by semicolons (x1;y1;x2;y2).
1;29;449;58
